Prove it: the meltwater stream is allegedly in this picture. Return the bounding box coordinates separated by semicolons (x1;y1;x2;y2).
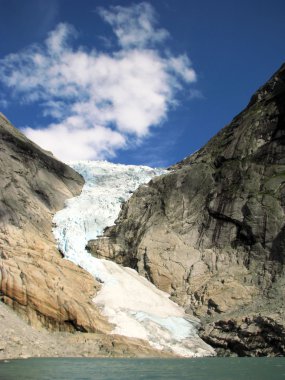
53;161;215;357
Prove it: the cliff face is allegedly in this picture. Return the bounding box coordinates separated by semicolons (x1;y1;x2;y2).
0;113;110;333
89;64;285;356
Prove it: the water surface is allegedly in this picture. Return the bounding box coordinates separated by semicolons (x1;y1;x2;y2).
0;358;284;380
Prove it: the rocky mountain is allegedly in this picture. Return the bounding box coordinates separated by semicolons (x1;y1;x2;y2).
0;114;184;358
0;112;109;333
51;161;214;357
88;63;285;356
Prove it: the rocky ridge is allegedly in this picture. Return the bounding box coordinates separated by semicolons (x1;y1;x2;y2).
88;63;285;356
0;112;110;333
0;113;180;358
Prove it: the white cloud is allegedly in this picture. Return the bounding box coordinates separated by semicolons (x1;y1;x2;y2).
168;55;197;83
0;3;197;162
45;22;76;54
25;122;125;161
98;2;169;49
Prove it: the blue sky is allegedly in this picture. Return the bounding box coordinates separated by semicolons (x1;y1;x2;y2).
0;0;284;167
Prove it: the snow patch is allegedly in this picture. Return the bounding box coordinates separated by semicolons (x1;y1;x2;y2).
53;160;215;357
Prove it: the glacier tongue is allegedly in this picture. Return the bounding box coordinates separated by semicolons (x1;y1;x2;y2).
53;160;215;357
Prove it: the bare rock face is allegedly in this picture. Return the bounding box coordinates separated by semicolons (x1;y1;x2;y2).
0;302;168;359
0;113;110;333
200;314;285;357
88;63;285;356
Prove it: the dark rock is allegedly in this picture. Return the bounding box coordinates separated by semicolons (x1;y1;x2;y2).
88;63;285;356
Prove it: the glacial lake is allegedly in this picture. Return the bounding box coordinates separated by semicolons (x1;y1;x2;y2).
0;358;285;380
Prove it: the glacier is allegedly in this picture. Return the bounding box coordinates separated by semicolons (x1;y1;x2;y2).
53;160;215;357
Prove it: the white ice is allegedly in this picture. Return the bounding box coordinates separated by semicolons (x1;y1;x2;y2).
53;160;215;357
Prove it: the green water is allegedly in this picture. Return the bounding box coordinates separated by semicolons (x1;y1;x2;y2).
0;358;284;380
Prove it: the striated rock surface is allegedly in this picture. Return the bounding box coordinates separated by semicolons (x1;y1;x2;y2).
0;302;167;359
0;113;111;333
0;113;182;358
88;63;285;356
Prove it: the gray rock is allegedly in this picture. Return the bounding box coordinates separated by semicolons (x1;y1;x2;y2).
88;63;285;356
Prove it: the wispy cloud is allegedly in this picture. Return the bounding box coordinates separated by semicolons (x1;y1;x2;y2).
98;2;169;49
0;2;196;162
0;99;9;109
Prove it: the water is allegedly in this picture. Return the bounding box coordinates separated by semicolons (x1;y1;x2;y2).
0;358;284;380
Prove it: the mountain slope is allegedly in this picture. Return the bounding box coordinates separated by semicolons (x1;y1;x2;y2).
52;161;214;357
0;113;110;332
89;63;285;356
0;114;187;358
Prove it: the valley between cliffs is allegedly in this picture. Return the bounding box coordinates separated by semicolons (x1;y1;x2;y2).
1;62;285;359
0;113;172;359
